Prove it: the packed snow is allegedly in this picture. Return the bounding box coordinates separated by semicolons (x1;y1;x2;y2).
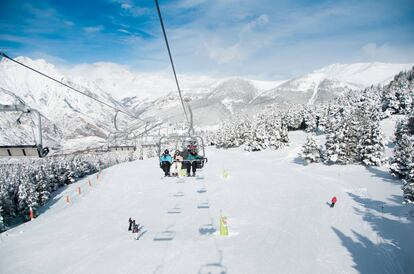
0;130;413;274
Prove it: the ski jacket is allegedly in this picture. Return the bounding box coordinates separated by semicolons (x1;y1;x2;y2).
186;153;202;161
331;196;337;203
160;154;173;163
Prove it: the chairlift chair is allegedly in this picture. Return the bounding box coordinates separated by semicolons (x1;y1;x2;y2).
0;104;49;158
106;131;137;152
157;134;207;170
107;145;136;152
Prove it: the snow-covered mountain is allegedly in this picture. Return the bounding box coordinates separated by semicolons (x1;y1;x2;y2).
141;62;413;125
65;63;219;102
0;57;137;150
0;56;412;151
250;62;414;109
140;77;269;126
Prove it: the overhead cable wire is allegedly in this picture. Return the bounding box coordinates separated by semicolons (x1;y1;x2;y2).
0;51;143;121
154;0;190;125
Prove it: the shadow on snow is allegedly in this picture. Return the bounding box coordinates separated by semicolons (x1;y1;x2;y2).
332;192;414;274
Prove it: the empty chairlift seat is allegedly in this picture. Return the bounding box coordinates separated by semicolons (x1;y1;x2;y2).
168;206;182;214
173;191;184;197
107;145;136;152
0;104;49;158
197;201;210;208
198;224;217;235
153;230;175;241
0;145;49;157
197;187;207;193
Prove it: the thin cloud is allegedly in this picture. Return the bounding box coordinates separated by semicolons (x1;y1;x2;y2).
2;0;413;80
83;25;104;33
175;0;208;9
246;14;269;31
113;0;149;17
118;29;130;34
64;21;74;27
121;3;132;9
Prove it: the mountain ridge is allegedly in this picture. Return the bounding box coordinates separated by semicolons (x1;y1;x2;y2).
1;56;412;151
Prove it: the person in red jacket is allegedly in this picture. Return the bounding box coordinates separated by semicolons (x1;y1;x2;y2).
330;196;337;208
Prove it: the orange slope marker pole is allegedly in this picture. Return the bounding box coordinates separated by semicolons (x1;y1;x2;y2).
77;186;81;195
88;180;92;187
65;195;70;204
29;207;34;220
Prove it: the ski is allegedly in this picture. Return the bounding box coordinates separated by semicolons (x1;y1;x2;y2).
136;229;147;240
135;225;145;240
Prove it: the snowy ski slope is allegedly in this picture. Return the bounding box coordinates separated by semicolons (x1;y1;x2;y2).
0;131;413;274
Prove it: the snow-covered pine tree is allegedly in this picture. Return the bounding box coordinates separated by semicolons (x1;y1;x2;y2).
280;120;289;143
0;174;17;222
339;111;360;164
215;119;247;149
35;166;51;205
390;133;413;179
233;116;252;147
16;172;39;220
357;119;385;166
245;113;268;151
316;105;330;134
382;67;414;114
0;150;138;230
355;97;385;166
324;107;347;164
0;205;5;232
407;113;414;135
302;106;318;133
301;134;321;164
283;106;305;131
265;111;285;149
402;166;414;204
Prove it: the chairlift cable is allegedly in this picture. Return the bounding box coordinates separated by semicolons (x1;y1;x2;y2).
154;0;190;126
0;53;163;147
0;51;143;121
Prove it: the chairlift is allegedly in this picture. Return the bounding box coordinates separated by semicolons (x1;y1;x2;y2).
198;223;217;235
0;104;49;158
107;145;136;152
198;250;227;274
157;134;208;169
153;230;175;241
106;131;137;152
173;191;184;197
154;1;207;170
197;201;210;209
108;116;162;153
167;205;182;214
198;263;227;274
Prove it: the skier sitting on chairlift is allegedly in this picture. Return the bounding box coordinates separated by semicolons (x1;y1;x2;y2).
185;148;202;177
171;150;183;177
160;149;173;176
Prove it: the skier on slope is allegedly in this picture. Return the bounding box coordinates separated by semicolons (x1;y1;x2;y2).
132;223;139;239
160;149;173;176
128;217;133;231
330;196;337;208
171;150;184;177
185;149;203;177
131;220;136;231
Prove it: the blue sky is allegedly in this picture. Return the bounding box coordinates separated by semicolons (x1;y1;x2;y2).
1;0;414;79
